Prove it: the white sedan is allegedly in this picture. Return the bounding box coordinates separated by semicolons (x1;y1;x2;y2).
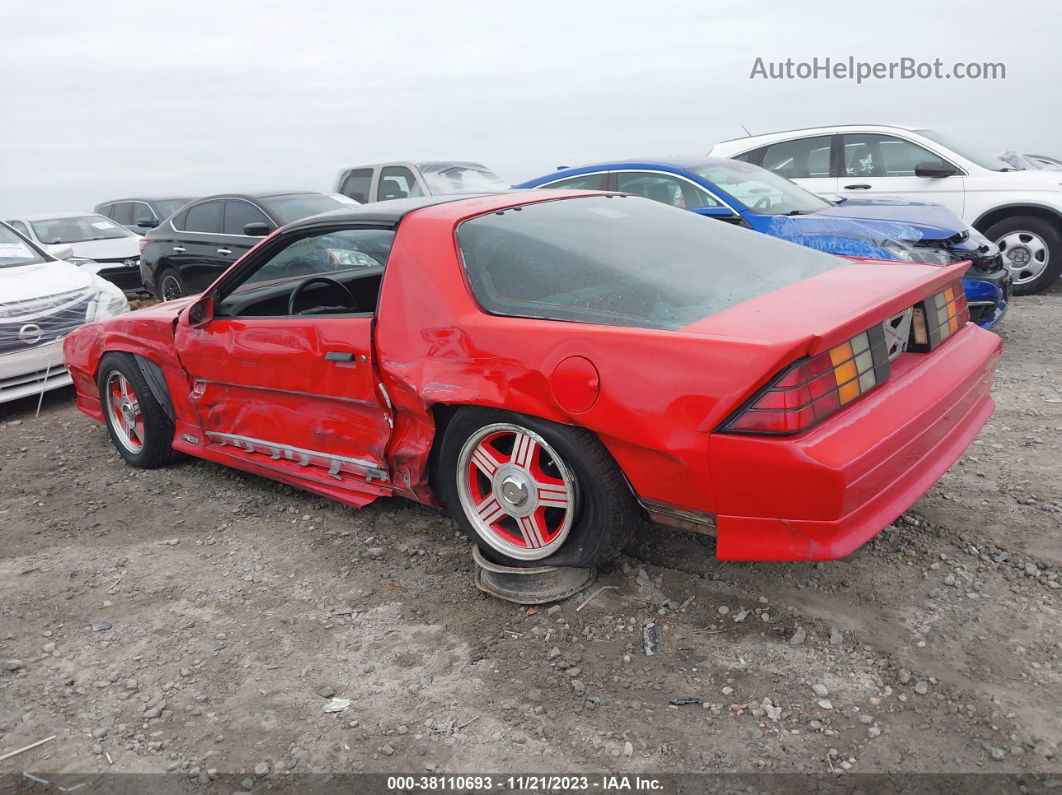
0;222;129;405
5;211;145;293
711;125;1062;294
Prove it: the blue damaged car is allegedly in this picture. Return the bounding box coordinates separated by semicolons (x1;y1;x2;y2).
515;158;1009;329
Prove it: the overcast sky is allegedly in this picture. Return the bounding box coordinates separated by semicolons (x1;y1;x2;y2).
2;0;1060;216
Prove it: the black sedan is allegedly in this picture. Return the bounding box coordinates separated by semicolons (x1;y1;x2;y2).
140;191;359;300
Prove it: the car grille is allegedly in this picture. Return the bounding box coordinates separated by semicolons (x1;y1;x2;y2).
0;287;96;356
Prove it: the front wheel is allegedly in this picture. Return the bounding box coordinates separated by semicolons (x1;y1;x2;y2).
987;215;1062;295
436;408;642;568
97;352;177;468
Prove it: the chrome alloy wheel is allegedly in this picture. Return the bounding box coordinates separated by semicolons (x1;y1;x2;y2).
996;230;1050;285
456;423;577;561
161;274;183;301
104;371;145;453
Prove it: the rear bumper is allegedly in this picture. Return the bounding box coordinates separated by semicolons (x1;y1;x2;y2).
708;325;1001;561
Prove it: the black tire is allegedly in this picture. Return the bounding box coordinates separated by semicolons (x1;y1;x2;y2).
434;407;643;568
96;352;177;469
158;268;185;301
986;215;1062;295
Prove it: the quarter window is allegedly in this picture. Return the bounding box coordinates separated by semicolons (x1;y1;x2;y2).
7;220;30;236
340;168;373;203
377;166;423;201
615;172;718;209
842;134;949;177
182;201;224;234
760;136;833;179
223;200;271;236
541;173;608;190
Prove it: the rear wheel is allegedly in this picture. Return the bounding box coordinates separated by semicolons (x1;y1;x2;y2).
436;408;641;568
987;215;1062;295
97;352;176;468
159;268;185;301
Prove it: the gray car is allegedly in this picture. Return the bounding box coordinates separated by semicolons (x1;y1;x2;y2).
334;161;508;203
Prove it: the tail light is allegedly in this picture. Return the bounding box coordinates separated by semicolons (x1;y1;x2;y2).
722;327;891;435
721;280;969;436
911;282;969;350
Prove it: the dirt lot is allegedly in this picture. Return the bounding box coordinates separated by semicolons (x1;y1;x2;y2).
1;286;1060;786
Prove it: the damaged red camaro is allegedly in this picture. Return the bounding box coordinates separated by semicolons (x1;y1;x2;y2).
64;191;1001;565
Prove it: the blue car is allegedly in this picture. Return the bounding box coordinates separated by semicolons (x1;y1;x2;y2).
515;159;1009;329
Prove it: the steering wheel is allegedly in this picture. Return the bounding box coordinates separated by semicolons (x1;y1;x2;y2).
287;276;357;316
753;196;772;211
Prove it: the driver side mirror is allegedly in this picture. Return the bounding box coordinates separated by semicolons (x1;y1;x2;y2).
186;295;214;327
50;244;74;260
243;222;272;237
135;217;156;229
693;206;744;224
914;162;959;178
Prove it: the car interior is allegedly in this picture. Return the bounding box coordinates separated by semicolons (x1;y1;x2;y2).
214;228;394;319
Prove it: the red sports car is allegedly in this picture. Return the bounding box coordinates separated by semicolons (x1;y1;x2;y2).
64;191;1001;565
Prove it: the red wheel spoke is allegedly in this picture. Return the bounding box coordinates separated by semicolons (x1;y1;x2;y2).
510;431;537;469
475;494;508;526
517;514;545;549
536;482;570;510
471;443;504;477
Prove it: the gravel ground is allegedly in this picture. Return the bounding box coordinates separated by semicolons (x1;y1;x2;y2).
0;285;1059;784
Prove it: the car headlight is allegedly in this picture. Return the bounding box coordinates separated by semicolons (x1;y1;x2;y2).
880;240;955;266
92;280;130;319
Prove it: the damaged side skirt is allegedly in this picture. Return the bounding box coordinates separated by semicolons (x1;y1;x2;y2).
638;498;718;535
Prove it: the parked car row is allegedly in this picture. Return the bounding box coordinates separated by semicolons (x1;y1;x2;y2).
709;124;1062;295
515;157;1010;329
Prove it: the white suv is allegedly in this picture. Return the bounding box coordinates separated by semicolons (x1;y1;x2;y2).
711;125;1062;294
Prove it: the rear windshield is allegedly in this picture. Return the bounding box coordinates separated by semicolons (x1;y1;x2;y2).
154;199;194;218
261;193;358;224
457;195;845;330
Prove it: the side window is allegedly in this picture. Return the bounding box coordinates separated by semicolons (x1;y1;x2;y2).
733;148;765;166
243;228;394;288
843;134;948;177
760;136;833;179
8;220;30;236
112;203;134;226
183;200;224;234
223;200;272;235
130;202;155;225
340;168;373;203
541;173;608;190
615;172;719;209
97;205;115;220
377;166;424;201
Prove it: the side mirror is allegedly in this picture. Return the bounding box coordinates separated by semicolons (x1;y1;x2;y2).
693;206;743;223
914;162;959;178
186;295;214;327
243;222;272;237
50;244;74;260
135;217;155;229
